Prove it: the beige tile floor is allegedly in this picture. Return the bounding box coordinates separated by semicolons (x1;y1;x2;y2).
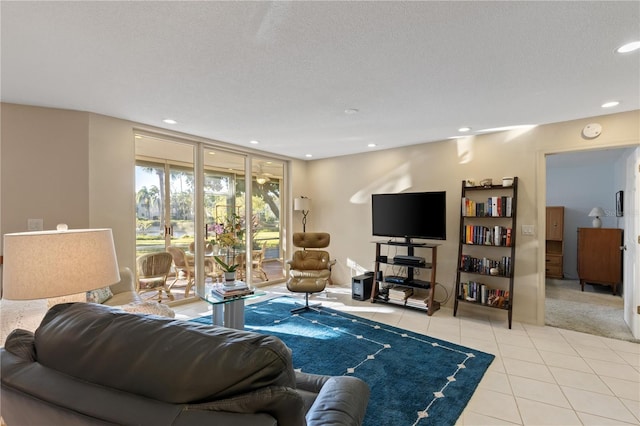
175;282;640;426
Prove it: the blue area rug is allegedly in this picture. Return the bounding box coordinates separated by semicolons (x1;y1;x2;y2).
192;296;494;425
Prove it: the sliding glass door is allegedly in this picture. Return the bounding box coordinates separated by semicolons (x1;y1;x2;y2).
248;157;284;283
135;137;195;256
135;134;286;304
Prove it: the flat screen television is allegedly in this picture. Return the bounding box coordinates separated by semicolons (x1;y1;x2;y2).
371;191;446;242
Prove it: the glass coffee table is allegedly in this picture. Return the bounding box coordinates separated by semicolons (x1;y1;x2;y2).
199;281;265;329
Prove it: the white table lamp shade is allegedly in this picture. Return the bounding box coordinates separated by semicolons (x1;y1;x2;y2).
294;197;311;212
2;228;120;300
588;207;605;228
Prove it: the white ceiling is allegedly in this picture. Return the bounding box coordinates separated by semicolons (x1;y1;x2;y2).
2;1;638;160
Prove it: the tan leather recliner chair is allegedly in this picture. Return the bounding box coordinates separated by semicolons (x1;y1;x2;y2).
286;232;334;313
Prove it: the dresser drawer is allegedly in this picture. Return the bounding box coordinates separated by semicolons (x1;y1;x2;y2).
546;264;562;276
545;255;563;278
545;255;562;267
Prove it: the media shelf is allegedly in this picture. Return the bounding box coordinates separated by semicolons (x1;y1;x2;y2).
385;241;428;247
371;241;440;315
454;177;518;328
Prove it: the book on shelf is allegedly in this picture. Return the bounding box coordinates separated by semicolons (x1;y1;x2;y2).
460;254;512;276
458;281;510;308
463;225;512;246
388;286;413;301
461;196;513;217
211;285;254;300
405;294;428;308
222;281;249;291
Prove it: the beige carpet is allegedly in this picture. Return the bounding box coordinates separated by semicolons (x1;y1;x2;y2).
545;279;638;343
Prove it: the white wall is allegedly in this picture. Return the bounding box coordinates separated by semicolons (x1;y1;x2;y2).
307;130;540;325
307;112;639;326
88;113;138;270
1;104;91;234
2;103;638;326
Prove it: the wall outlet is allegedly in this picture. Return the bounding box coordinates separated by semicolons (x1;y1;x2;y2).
27;218;43;231
521;225;535;235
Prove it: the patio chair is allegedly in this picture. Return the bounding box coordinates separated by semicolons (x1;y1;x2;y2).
236;242;269;282
135;252;174;302
167;246;197;298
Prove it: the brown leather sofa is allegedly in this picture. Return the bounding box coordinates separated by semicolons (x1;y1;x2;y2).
1;303;369;425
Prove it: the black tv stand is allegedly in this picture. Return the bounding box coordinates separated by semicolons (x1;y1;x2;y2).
386;238;427;246
371;240;440;315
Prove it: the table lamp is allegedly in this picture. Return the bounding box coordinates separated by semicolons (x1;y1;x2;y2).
588;207;605;228
2;224;120;300
294;197;311;232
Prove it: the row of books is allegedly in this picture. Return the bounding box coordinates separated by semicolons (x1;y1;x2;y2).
406;294;428;309
458;281;510;308
386;286;429;309
460;255;512;276
462;196;513;217
463;225;512;246
388;286;413;301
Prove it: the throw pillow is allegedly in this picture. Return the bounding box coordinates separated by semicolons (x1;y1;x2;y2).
86;287;113;304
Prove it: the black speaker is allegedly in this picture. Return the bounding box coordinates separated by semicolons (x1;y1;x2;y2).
352;274;373;301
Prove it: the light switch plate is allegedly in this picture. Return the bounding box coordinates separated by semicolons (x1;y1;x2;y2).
521;225;535;235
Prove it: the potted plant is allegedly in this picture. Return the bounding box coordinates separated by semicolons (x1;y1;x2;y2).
213;256;239;282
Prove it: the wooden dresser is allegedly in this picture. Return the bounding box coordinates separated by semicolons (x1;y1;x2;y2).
545;206;564;278
577;227;623;295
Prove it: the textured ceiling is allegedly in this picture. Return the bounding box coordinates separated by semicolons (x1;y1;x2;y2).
1;1;639;160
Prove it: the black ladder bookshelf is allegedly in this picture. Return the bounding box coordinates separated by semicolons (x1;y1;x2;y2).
453;177;518;328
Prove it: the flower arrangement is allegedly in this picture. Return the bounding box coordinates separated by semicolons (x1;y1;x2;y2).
211;213;244;248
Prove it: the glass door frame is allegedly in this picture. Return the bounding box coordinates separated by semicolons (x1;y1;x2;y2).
136;132;288;303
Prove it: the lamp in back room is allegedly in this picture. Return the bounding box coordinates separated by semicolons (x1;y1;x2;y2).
588;207;605;228
2;224;120;300
293;197;311;232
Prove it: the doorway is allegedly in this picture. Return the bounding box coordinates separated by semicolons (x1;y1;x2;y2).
544;147;637;341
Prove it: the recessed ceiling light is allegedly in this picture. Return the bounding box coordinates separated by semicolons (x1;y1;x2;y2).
601;101;620;108
250;140;259;145
344;108;359;114
134;135;142;139
616;41;640;53
305;154;313;158
367;143;377;148
162;119;177;124
208;151;216;155
458;127;471;132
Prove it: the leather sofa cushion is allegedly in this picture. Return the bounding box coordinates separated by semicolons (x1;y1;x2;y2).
34;303;296;404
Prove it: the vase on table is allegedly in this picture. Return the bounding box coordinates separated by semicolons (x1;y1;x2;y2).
224;271;236;283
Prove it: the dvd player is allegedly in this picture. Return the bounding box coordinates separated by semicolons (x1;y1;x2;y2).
384;276;408;284
393;255;426;265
